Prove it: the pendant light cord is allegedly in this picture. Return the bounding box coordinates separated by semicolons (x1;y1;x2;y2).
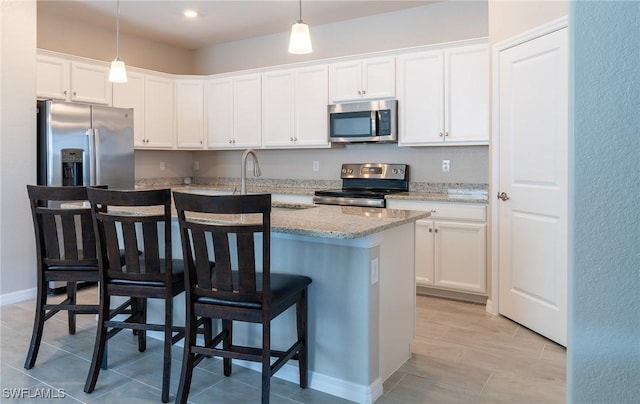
298;0;303;23
115;0;121;60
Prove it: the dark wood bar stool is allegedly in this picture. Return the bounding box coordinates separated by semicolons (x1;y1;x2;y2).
24;185;103;369
83;188;185;403
173;192;312;404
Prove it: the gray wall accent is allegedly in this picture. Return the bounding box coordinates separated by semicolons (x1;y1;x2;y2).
193;145;488;184
135;150;194;180
569;1;640;402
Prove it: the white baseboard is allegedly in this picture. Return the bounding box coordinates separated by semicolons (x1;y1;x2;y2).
0;287;36;306
233;359;383;404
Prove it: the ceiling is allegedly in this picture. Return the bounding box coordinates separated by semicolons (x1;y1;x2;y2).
38;0;437;50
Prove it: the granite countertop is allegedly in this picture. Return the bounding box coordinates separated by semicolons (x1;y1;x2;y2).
107;201;430;240
267;205;430;239
137;179;489;204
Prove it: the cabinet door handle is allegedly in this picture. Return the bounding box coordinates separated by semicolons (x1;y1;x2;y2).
63;90;68;95
439;132;444;137
73;91;77;96
362;89;366;95
434;228;438;233
428;228;433;233
357;90;362;95
444;132;449;137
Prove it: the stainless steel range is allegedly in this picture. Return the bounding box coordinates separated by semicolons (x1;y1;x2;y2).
313;163;409;208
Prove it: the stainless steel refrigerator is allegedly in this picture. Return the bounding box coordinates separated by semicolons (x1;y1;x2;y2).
37;100;134;189
36;100;135;294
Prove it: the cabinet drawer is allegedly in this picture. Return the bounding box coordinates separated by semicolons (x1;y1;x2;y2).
387;199;486;221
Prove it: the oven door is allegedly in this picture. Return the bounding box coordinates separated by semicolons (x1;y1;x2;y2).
313;194;386;208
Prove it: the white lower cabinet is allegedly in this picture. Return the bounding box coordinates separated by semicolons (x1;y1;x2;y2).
387;199;487;294
415;219;486;293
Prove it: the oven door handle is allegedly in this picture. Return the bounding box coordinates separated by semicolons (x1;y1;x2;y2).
313;196;385;208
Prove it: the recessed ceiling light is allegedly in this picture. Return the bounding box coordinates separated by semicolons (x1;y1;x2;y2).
184;10;198;18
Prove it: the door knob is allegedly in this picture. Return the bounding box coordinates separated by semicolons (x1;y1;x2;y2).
497;192;510;201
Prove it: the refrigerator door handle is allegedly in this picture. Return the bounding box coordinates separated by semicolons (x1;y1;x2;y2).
94;128;101;186
86;129;96;186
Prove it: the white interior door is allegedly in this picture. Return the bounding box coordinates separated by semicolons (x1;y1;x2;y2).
497;27;568;346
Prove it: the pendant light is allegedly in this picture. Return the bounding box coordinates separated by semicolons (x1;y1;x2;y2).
109;0;127;83
288;0;312;54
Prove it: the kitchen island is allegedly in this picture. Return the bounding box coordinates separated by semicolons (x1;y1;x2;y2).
132;196;430;403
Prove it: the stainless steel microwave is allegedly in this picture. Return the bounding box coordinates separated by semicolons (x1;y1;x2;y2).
328;99;397;143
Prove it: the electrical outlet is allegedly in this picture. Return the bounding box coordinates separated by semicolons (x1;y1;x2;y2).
370;258;379;285
313;161;320;172
247;159;254;172
193;160;200;171
160;161;166;171
442;160;450;172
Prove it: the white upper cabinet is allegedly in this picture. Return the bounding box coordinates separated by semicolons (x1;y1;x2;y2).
396;51;444;145
37;53;112;105
113;70;175;149
143;74;175;149
36;54;70;101
445;45;489;144
329;56;395;102
175;79;205;149
70;62;112;105
112;70;145;147
263;65;329;148
206;74;262;149
397;43;489;146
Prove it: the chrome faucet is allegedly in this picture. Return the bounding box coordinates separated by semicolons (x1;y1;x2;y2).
240;149;261;195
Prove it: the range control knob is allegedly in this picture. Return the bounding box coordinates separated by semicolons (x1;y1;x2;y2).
341;168;347;174
348;169;353;174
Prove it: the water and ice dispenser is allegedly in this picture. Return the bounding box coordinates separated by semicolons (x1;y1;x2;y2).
61;148;83;186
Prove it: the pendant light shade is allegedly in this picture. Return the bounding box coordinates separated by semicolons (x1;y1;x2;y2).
109;0;127;83
288;0;312;54
109;59;128;83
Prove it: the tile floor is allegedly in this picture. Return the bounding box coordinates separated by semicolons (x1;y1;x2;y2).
0;288;565;403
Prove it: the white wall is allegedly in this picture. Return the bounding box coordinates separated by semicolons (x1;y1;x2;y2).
37;6;195;74
195;1;488;74
0;0;37;299
488;0;568;44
